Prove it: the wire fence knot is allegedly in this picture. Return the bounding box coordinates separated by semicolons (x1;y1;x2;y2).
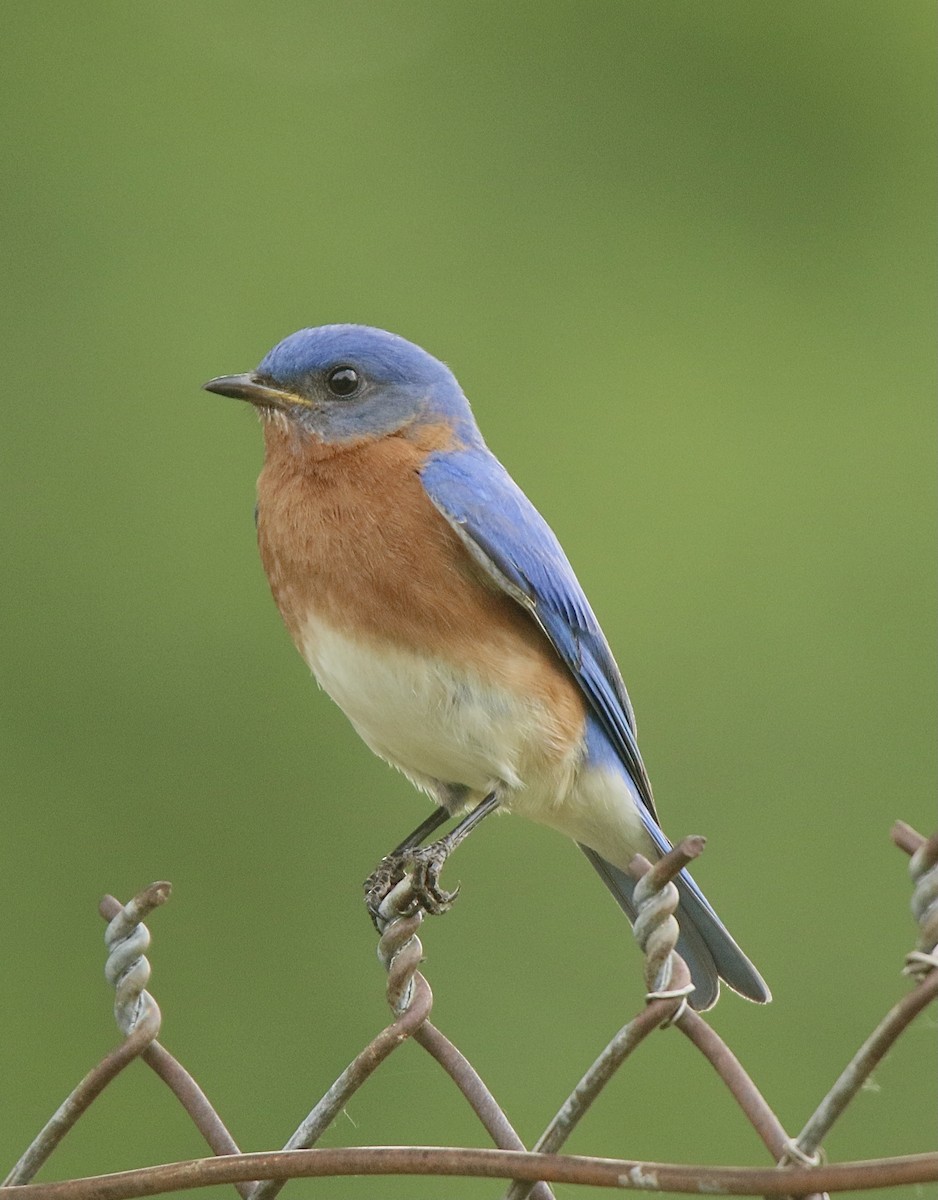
629;836;705;1008
101;882;171;1036
779;1138;824;1168
375;875;429;1016
904;833;938;981
632;873;680;994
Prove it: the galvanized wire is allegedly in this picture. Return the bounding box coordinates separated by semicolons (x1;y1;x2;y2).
102;883;170;1035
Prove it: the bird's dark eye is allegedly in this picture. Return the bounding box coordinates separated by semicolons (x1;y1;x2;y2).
325;366;360;397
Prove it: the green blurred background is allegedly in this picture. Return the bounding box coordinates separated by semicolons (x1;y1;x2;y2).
1;3;934;1197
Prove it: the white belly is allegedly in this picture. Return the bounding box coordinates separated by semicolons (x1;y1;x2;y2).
298;613;556;792
298;613;656;867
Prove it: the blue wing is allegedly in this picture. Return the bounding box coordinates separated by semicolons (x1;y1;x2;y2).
421;446;772;1009
420;446;658;822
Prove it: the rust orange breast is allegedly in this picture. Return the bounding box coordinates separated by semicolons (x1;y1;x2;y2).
255;422;585;732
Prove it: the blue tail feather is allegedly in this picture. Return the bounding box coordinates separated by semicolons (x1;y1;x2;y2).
579;845;770;1011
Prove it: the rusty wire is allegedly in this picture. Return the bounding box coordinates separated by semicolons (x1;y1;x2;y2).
249;876;552;1200
781;822;938;1167
505;838;792;1200
5;1146;938;1200
2;887;168;1189
2;884;251;1196
3;822;937;1198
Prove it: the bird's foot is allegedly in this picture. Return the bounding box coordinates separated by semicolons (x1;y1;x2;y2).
364;841;459;928
364;856;404;926
406;842;460;914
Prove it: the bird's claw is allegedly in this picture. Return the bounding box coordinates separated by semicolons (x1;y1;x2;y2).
363;857;402;927
406;844;460;914
364;842;459;927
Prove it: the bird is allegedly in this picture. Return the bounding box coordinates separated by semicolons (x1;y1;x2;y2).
204;324;770;1010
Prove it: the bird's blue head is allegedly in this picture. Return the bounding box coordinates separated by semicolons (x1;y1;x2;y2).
204;325;483;449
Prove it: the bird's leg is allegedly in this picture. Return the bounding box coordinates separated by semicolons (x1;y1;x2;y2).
364;793;500;924
405;791;500;913
390;805;451;855
363;805;450;922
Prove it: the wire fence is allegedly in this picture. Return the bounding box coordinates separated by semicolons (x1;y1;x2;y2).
4;820;937;1199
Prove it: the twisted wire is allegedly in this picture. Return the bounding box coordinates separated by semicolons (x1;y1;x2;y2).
630;847;698;1006
376;874;556;1200
904;836;938;980
787;825;938;1173
376;876;426;1013
632;871;681;996
246;874;436;1200
103;883;170;1035
1;885;170;1187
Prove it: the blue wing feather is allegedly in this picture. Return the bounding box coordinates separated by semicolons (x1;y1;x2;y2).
420;447;658;821
421;446;772;1008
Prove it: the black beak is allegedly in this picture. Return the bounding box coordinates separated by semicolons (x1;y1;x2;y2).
202;373;297;410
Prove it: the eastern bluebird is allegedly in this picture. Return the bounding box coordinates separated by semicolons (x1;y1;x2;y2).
204;325;770;1010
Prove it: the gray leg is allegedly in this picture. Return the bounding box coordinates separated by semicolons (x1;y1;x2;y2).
364;793;500;922
390;805;450;854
